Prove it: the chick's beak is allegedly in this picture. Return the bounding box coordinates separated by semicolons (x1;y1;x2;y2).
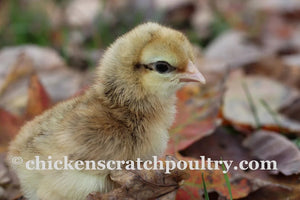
179;61;206;84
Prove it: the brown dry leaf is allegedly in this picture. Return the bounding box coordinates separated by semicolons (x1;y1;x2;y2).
87;156;189;200
180;127;300;199
243;130;300;175
182;127;252;171
0;45;86;115
244;56;300;90
204;30;263;69
0;46;65;75
280;97;300;122
175;155;258;200
26;74;51;119
222;75;300;134
0;108;24;148
213;0;300;55
243;56;300;123
239;172;300;200
177;129;268;200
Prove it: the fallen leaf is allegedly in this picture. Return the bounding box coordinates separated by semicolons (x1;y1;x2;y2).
26;74;51;119
279;97;300;122
204;30;263;69
239;186;292;200
0;45;87;115
0;108;24;147
212;0;300;55
222;75;300;134
175;155;263;200
244;56;300;90
238;173;300;200
0;45;65;75
177;128;262;199
180;127;300;199
243;130;300;175
87;156;189;200
181;127;252;169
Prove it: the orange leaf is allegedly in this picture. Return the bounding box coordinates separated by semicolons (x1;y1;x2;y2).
0;108;24;146
26;74;51;119
175;156;253;200
167;84;223;154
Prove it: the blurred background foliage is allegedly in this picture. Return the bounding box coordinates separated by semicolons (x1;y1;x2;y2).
0;0;230;69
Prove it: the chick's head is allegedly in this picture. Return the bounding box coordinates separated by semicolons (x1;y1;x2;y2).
97;22;205;100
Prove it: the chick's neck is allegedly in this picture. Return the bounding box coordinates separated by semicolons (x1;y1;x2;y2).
91;76;176;125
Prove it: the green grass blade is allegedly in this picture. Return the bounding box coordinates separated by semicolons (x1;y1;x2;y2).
221;162;233;200
202;173;210;200
293;137;300;149
242;82;261;129
260;98;282;132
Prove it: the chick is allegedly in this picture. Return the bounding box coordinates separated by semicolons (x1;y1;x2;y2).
8;22;205;200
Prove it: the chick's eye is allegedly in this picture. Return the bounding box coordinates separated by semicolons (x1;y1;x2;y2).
154;62;174;74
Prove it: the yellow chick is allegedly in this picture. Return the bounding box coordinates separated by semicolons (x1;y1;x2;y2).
8;22;205;200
